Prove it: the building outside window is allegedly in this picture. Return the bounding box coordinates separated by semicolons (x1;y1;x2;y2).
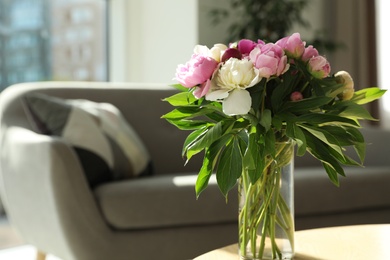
0;0;108;91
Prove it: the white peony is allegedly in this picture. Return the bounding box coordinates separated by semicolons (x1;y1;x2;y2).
206;58;260;115
194;44;228;63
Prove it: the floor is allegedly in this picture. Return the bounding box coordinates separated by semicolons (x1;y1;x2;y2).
0;215;24;250
0;215;61;259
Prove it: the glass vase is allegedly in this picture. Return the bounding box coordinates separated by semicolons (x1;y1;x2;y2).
238;140;295;260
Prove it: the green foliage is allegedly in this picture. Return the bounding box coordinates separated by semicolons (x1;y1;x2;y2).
162;68;385;198
209;0;309;43
351;88;387;105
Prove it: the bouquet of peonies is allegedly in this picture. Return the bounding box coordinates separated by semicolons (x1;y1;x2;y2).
163;32;385;259
163;32;385;197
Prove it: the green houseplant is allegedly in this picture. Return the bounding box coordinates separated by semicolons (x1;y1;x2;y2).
209;0;339;53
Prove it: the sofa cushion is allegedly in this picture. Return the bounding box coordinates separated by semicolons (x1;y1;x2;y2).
22;93;153;187
94;174;237;230
294;166;390;216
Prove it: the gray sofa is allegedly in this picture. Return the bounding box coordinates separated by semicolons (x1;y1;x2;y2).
0;82;389;260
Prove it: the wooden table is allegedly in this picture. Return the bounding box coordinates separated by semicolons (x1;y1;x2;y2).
194;224;390;260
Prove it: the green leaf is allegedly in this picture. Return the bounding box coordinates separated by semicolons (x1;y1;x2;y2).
260;109;272;131
344;127;366;163
186;121;223;161
163;92;197;106
296;113;360;127
195;134;232;198
170;84;188;92
322;163;340;186
231;118;250;131
351;87;386;105
162;106;214;120
216;136;243;197
286;123;306;156
248;78;266;111
317;125;366;164
311;79;326;96
206;111;228;122
195;153;214;199
345;126;365;143
299;124;344;158
166;119;210;130
264;129;276;158
339;153;362;166
237;129;249;155
244;129;265;183
319;125;363;146
247;145;265;184
304;131;346;186
243;129;256;171
353;142;366;164
221;119;237;135
321;77;344;97
182;127;209;157
271;72;296;111
281;97;333;114
272;114;283;130
325;142;361;167
335;101;378;121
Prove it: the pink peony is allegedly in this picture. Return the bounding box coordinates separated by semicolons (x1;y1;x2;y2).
249;43;289;79
175;54;218;88
276;33;305;58
307;56;331;79
302;45;319;62
193;79;212;99
237;39;257;56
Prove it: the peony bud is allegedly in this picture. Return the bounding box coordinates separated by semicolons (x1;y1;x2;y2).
290;91;303;101
276;33;306;58
302;45;319;62
221;48;242;63
335;71;354;100
307;56;331;79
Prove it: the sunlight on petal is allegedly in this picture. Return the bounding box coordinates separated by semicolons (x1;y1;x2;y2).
223;89;251;115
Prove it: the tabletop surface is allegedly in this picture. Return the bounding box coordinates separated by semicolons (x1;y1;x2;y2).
194;224;390;260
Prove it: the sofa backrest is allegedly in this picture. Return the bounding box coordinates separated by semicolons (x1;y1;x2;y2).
0;82;204;177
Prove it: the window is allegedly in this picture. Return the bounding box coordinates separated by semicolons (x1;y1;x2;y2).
0;0;108;91
376;0;390;127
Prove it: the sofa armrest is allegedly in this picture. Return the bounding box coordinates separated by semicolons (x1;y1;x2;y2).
0;127;112;258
